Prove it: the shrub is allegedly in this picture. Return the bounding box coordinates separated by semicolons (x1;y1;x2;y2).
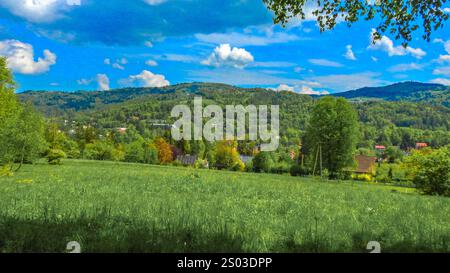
270;161;291;174
214;141;243;171
47;149;67;165
124;140;145;163
351;173;373;182
253;152;274;173
155;138;173;164
405;147;449;196
290;164;309;177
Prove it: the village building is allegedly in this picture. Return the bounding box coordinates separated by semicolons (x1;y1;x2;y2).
415;142;428;150
176;155;198;166
354;155;377;176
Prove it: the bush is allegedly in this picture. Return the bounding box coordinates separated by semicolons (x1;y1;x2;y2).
270;161;291;174
253;152;274;173
290;164;309;177
405;147;449;196
124;140;145;163
351;173;373;182
194;159;209;169
47;149;67;165
83;141;117;161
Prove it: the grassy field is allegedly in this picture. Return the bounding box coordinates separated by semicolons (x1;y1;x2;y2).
0;160;448;253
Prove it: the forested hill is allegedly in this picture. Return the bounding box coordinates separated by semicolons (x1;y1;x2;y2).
17;81;450;148
18;83;247;114
333;81;449;105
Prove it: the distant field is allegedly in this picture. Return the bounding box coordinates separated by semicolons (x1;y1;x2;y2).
0;160;448;253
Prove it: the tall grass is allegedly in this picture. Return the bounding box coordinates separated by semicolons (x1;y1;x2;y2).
0;160;448;253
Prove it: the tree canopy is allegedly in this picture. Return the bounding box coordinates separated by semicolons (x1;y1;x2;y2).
263;0;449;45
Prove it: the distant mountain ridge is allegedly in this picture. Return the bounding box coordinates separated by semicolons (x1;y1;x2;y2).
19;81;450;115
332;81;449;104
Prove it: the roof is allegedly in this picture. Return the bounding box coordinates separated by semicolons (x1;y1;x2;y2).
375;145;386;149
416;143;428;147
176;155;197;166
355;155;377;174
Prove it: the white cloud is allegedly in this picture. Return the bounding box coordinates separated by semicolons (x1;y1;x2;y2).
438;55;450;63
96;74;110;91
388;63;423;72
344;45;356;60
154;53;199;63
188;68;320;87
308;58;343;67
120;70;169;87
308;72;388;92
270;84;329;95
145;60;158;66
195;31;300;47
368;29;426;59
0;0;80;23
433;66;450;76
104;57;128;70
0;39;56;75
202;44;254;69
250;61;296;68
294;67;305;73
430;78;450;86
77;78;92;85
298;85;329;95
273;84;295;92
371;56;378;62
144;41;154;48
144;0;168;6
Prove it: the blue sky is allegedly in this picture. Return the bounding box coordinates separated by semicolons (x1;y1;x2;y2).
1;0;450;94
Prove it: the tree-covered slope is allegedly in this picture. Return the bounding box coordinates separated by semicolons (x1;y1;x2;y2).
333;82;450;106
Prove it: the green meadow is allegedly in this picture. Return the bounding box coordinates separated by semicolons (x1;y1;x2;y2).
0;160;448;253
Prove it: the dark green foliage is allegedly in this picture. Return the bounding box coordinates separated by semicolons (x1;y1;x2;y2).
263;1;449;45
304;97;359;178
253;152;274;173
47;149;67;165
406;147;450;196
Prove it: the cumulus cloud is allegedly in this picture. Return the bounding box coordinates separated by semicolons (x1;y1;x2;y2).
368;29;426;59
298;85;329;95
308;58;343;67
145;60;158;66
430;78;450;86
0;39;57;74
104;57;128;70
202;44;254;69
433;67;450;76
0;0;80;23
120;70;169;87
344;45;356;60
270;84;328;95
273;84;295;92
96;74;110;90
144;41;154;48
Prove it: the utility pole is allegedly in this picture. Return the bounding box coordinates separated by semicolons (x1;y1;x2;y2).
312;142;323;178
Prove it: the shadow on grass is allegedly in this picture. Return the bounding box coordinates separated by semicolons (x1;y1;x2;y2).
0;215;448;253
0;215;245;253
